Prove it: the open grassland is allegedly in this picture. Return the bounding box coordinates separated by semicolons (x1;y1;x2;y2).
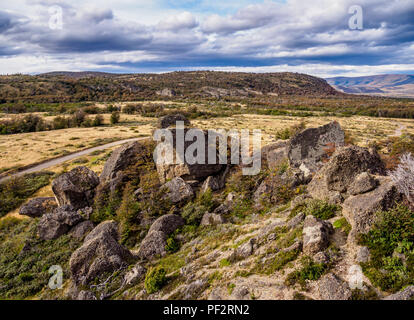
0;113;155;173
2;104;414;175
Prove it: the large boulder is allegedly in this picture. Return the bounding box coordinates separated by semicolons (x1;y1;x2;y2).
138;214;184;260
52;166;99;210
383;286;414;300
100;141;144;184
319;274;351;300
163;177;194;203
303;215;334;255
69;221;132;286
70;220;95;240
262;141;288;170
38;205;83;240
157;114;190;129
308;146;386;203
288;121;345;174
348;172;378;196
19;197;57;218
148;214;184;235
155;128;224;183
342;176;402;235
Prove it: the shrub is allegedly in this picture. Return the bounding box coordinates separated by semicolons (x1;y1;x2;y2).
165;236;180;253
359;204;414;292
275;121;306;140
333;217;352;235
286;256;327;287
0;172;54;217
304;199;339;220
110;111;120;125
92;114;104;126
144;266;167;294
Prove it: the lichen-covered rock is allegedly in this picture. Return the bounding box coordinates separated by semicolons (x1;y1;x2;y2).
163;177;194;203
19;197;57;218
201;176;222;193
148;214;185;235
70;220;94;239
356;246;370;263
155;128;224;183
308;146;386;203
69;221;132;286
288;121;345;174
38;205;83;240
303;215;333;255
201;213;226;226
342;176;402;235
383;286;414;300
230;238;256;261
100;141;144;184
262;141;288;170
348;172;378;196
137;230;167;260
319;274;351;300
138;214;184;260
52;166;99;210
287;212;306;230
124;264;146;286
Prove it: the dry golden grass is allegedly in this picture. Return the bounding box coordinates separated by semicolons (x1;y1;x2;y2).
2;103;414;174
0;114;154;172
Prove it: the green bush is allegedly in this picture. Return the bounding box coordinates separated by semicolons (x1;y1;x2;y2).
144;266;167;294
286;257;327;287
359;204;414;292
0;218;81;299
304;199;339;220
0;172;54;217
165;236;180;253
333;217;352;235
110;111;120;125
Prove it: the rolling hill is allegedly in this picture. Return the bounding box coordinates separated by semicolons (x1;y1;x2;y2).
0;71;340;103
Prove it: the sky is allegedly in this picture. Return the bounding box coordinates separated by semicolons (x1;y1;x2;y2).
0;0;413;77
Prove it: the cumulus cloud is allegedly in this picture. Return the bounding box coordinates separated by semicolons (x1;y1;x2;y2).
0;0;412;77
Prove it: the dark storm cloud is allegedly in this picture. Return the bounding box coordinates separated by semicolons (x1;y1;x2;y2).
0;0;413;74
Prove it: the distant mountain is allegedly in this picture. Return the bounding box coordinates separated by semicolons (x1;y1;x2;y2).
326;74;414;98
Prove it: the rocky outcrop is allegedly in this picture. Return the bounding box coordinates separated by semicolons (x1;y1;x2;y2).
308;146;386;203
124;264;146;286
262;141;288;170
99;141;144;186
383;286;414;300
348;172;378;196
155;128;224;183
342;176;402;235
201;176;221;193
201;213;226;226
148;214;184;235
70;221;94;240
138;214;184;260
19;197;57;218
156;88;176;98
157;114;189;129
230;238;257;262
69;221;132;286
303;215;333;255
38;205;83;240
52;166;99;210
319;274;351;300
163;177;194;204
288;121;345;174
